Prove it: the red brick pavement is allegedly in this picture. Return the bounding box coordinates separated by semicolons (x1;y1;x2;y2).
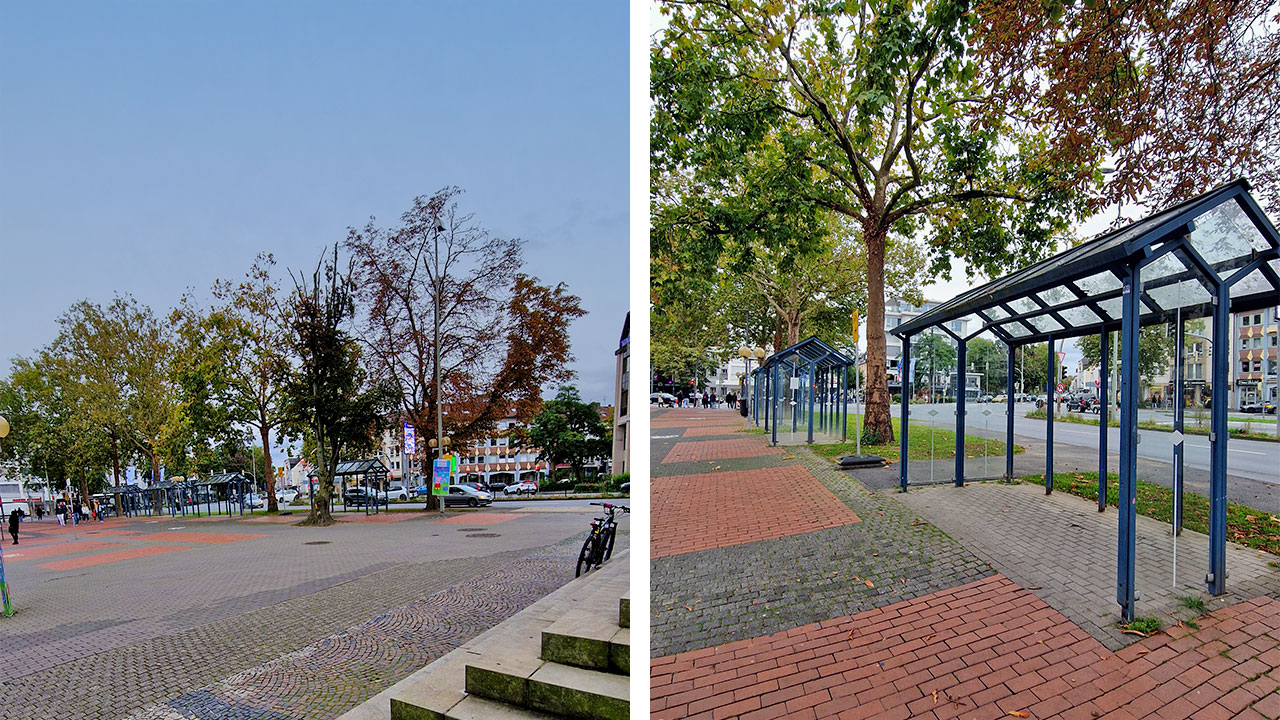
36;544;191;570
651;465;860;559
5;540;125;561
662;438;784;464
652;574;1280;720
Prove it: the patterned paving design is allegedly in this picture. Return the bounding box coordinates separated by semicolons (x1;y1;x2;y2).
661;438;785;464
653;575;1280;720
680;423;751;437
5;540;125;562
434;513;528;525
142;531;270;544
651;465;860;558
36;544;190;570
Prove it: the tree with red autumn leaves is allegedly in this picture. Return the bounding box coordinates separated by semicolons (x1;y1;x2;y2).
346;187;585;463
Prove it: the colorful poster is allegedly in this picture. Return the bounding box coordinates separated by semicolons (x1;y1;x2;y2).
403;422;416;455
0;545;11;616
431;459;450;496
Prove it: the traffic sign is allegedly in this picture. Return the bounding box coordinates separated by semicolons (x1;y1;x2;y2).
1094;379;1100;387
1056;383;1066;393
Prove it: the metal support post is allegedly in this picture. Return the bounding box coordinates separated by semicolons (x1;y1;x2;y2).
1099;330;1110;512
806;362;816;444
955;339;967;487
1046;334;1055;494
771;363;780;447
900;336;911;492
1208;281;1230;596
1006;342;1015;482
1173;310;1185;535
1118;264;1141;622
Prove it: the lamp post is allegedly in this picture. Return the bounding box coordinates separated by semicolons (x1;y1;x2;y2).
0;415;13;616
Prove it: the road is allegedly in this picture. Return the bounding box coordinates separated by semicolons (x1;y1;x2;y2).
883;401;1280;484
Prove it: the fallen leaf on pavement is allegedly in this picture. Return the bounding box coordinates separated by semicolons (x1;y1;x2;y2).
782;455;794;460
1007;712;1030;718
864;579;875;587
1121;629;1148;637
933;690;938;704
1026;586;1042;590
683;605;693;611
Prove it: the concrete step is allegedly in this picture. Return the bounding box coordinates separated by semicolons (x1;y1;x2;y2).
540;571;630;674
393;694;557;720
465;658;628;720
385;549;629;720
619;591;629;628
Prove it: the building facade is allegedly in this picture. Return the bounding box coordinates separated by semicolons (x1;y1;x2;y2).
612;313;630;475
1233;307;1279;408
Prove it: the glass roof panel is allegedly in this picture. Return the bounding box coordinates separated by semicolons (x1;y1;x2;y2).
1189;199;1271;265
1229;269;1273;298
1144;250;1187;282
1096;297;1122;321
1028;314;1063;333
1001;322;1030;338
981;306;1009;321
1076;271;1122;295
1008;297;1039;315
1037;286;1073;308
1059;305;1102;328
1147;279;1212;308
1141;300;1158;315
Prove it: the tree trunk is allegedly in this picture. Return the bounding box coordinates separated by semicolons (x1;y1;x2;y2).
111;444;121;487
786;312;801;347
262;425;278;513
863;224;894;444
150;453;162;488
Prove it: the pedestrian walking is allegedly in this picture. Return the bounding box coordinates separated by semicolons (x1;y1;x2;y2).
55;499;67;526
8;508;21;545
34;505;44;522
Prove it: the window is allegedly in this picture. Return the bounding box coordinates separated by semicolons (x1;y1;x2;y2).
1243;338;1250;348
1243;361;1251;373
1254;360;1263;372
1243;316;1251;326
1255;337;1264;348
1256;314;1264;325
1273;335;1277;347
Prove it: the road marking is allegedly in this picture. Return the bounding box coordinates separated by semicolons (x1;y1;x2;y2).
652;434;681;439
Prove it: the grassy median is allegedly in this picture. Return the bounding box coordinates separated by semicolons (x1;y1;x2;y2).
812;418;1023;463
1022;471;1280;556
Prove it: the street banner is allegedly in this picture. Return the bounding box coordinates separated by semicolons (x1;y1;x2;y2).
432;459;450;496
403;422;416;455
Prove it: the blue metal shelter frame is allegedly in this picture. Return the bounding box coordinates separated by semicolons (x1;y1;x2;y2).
335;459;391;515
890;179;1280;622
751;336;855;446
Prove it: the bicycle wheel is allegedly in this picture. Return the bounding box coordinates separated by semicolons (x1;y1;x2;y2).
604;524;617;561
576;534;596;577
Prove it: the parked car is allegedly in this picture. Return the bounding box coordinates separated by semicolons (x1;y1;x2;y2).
1067;396;1099;413
413;484;432;497
991;394;1006;404
650;392;678;406
443;484;494;508
503;481;538;496
242;493;265;509
342;486;388;507
977;394;994;403
275;488;300;505
385;484;410;501
1241;402;1275;414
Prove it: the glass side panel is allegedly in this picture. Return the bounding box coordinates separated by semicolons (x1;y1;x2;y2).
1028;314;1063;333
1076;270;1122;295
1148;279;1213;308
1189;199;1271;265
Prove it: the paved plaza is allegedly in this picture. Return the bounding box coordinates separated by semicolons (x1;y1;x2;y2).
651;406;1280;719
0;503;618;720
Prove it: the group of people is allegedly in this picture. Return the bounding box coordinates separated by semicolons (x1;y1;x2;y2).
3;497;106;545
677;389;737;409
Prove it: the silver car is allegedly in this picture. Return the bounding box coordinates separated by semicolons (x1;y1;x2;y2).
443;484;493;508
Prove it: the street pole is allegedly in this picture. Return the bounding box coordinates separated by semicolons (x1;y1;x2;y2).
433;215;447;517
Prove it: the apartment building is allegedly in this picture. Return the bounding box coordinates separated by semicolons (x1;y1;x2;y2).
612;313;630;475
1233;307;1279;407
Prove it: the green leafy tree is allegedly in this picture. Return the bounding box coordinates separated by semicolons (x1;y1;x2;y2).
911;334;956;397
528;386;611;483
966;338;1007;395
280;247;399;525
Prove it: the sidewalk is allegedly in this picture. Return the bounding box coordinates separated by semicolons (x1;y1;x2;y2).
651;407;1280;719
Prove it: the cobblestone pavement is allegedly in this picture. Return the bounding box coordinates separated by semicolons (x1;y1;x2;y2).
653;573;1280;720
650;408;993;659
0;508;603;720
894;480;1280;649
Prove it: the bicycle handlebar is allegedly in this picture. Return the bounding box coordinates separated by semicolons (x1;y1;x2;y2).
589;502;630;513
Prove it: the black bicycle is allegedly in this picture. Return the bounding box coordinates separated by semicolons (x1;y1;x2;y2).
576;502;629;577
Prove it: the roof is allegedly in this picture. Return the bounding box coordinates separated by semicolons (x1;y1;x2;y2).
334;459;389;476
892;179;1280;345
755;336;855;374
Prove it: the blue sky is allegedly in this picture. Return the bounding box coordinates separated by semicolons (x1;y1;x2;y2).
0;1;628;411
